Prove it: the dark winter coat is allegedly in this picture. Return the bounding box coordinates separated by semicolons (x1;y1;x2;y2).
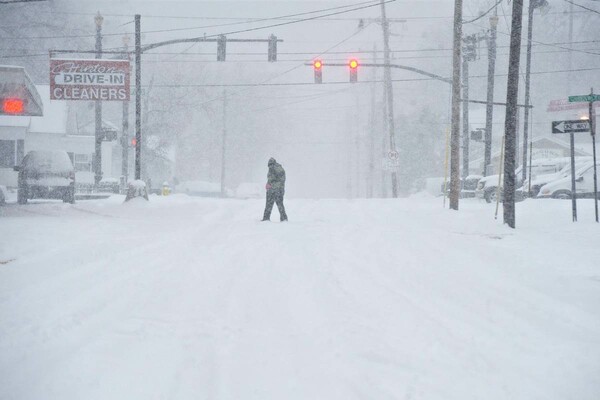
267;159;286;191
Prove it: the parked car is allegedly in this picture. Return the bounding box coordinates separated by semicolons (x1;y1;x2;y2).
475;158;570;203
537;163;600;199
0;185;6;205
97;178;120;194
175;180;222;197
14;150;75;204
235;182;263;199
439;175;483;198
523;158;593;197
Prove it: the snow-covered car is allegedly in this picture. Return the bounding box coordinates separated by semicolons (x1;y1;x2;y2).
537;163;600;199
475;159;569;203
523;157;593;197
0;185;7;205
461;175;482;198
14;150;75;204
97;178;120;194
235;182;263;199
175;180;221;197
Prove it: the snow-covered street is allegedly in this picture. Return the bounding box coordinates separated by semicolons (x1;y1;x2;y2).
1;196;599;399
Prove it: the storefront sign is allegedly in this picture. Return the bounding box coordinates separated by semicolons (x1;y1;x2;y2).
50;59;130;101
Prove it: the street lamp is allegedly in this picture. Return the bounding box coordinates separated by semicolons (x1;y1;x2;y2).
94;11;104;187
522;0;549;183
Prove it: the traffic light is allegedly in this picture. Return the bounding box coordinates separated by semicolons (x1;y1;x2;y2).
463;34;477;61
217;35;226;62
313;59;322;84
2;98;24;114
268;34;277;62
130;137;137;147
349;59;358;83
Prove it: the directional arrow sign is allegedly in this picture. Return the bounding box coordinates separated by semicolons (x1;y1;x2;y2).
568;94;600;103
552;120;591;134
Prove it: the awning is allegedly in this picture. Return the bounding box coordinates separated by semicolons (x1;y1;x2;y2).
0;65;43;116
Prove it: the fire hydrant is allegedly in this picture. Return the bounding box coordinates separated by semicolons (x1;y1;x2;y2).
162;181;171;196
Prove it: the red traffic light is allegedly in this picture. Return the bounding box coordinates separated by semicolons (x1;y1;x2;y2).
313;59;322;70
131;138;137;147
349;59;359;69
3;98;24;114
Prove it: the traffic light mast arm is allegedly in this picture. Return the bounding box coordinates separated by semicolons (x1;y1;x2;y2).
141;37;283;53
306;62;453;85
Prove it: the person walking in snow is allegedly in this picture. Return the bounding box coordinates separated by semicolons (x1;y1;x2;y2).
262;157;288;222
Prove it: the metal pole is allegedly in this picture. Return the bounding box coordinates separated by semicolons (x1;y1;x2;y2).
461;55;469;180
367;44;377;198
94;12;103;187
380;0;398;197
484;12;498;177
221;90;227;197
568;1;577;221
443;127;450;208
135;14;142;181
121;37;130;189
503;0;525;229
449;0;463;210
522;1;535;184
590;90;598;223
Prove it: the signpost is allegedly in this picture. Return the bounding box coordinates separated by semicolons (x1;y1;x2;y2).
568;89;599;223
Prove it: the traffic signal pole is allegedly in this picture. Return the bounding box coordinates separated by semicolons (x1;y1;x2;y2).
94;13;104;187
379;0;398;198
135;14;142;181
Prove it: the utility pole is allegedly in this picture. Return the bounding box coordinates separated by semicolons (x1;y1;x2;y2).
220;90;227;197
522;0;548;183
135;14;142;181
503;0;525;229
484;11;498;176
568;1;577;221
94;12;103;187
355;93;361;198
461;53;469;180
449;0;463;210
380;0;398;197
368;44;377;198
121;35;130;189
461;34;476;180
590;89;599;223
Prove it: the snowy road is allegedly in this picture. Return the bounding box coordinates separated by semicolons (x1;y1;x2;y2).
1;195;599;399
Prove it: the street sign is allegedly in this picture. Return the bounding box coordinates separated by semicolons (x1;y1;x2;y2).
568;94;600;103
382;158;399;171
552;120;590;134
50;59;130;101
388;150;399;160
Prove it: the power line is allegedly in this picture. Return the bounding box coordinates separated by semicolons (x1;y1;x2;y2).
110;67;600;89
2;0;389;41
0;0;46;3
463;0;503;24
562;0;600;15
